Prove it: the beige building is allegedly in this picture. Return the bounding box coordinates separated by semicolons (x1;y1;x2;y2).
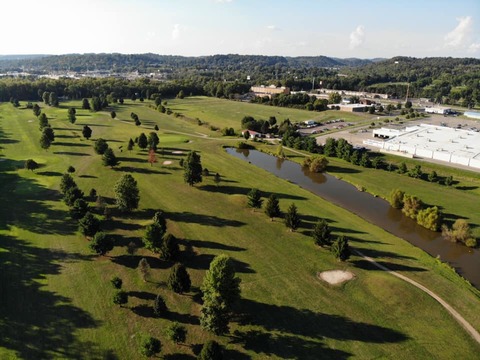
251;85;290;98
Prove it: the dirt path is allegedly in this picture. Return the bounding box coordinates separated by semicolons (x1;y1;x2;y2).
354;249;480;345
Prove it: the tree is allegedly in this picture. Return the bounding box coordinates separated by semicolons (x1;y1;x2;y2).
70;198;89;219
140;336;161;358
113;291;128;307
24;159;39;171
408;164;422;179
160;233;179;261
284;203;301;231
168;263;191;294
114;174;140;212
38;113;49;130
243;130;250;140
183;151;203;186
42;91;50;104
138;258;151;282
148;149;156;166
444;175;453;186
200;255;241;335
143;223;166;253
331;235;350;261
94;138;109;154
417;206;442;231
323;138;336;157
42;127;55;144
154;124;159;131
247;188;263;210
176;89;185;99
82;125;92;140
110;276;122;289
78;212;100;238
89;232;114;255
397;162;408;174
110;111;116;119
60;173;77;193
371;156;383;169
428;171;438;182
264;194;281;220
166;322;187;344
40;133;52;150
328;92;342;104
137;133;148;150
102;148;118;168
67;165;75;173
64;186;84;207
389;189;405;209
442;219;476;247
312;218;332;247
304;156;328;173
153;294;167;317
127;138;134;151
49;92;59;107
359;152;371;168
402;194;422;219
148;132;159;150
214;173;221;187
33;103;41;117
82;98;91;110
198;340;223;360
405;100;412;109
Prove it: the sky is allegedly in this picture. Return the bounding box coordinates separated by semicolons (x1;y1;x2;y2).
1;0;479;58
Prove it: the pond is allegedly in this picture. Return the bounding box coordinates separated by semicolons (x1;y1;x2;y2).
226;148;480;289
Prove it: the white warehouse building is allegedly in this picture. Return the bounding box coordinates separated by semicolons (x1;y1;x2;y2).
364;124;480;170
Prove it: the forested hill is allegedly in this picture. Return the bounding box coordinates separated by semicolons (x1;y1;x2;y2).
0;53;374;72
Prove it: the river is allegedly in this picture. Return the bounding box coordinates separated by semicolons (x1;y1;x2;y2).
226;148;479;288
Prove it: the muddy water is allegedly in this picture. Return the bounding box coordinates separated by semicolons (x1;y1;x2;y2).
226;148;479;288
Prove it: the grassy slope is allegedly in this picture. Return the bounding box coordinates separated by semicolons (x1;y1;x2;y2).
0;100;479;359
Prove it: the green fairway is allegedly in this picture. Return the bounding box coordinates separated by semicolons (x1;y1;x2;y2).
1;100;479;359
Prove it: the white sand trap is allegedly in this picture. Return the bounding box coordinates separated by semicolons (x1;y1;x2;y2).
162;160;173;165
318;270;354;285
172;150;183;154
28;120;34;122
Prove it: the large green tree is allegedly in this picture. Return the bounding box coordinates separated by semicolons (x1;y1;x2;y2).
78;212;101;238
331;235;351;261
102;148;118;168
284;203;301;231
183;151;203;186
247;188;263;210
114;174;140;212
137;132;148;150
82;125;92;140
89;232;114;255
94;138;109;154
264;194;281;220
312;218;332;247
167;263;191;294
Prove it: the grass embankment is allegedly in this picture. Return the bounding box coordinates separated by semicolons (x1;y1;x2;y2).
0;100;479;359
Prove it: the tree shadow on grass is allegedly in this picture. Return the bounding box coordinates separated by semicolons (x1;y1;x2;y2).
37;171;63;176
230;330;351;360
235;299;408;345
163;354;196;360
353;247;416;261
114;166;168;175
180;239;246;252
53;141;90;147
103;218;143;232
166;310;200;326
352;259;427;272
131;304;155;318
116;156;147;164
327;165;361;174
167;211;246;228
0;234;112;359
198;185;307;201
53;151;91;157
183;253;254;273
111;255;170;270
128;291;156;301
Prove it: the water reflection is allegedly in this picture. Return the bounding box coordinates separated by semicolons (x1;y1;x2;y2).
226;148;479;288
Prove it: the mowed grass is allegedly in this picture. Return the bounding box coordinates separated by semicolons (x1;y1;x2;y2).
0;101;479;359
166;96;371;132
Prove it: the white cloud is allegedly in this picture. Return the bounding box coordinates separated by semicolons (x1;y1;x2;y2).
214;0;233;2
349;25;365;49
468;43;480;53
266;25;278;31
172;24;182;41
444;16;472;47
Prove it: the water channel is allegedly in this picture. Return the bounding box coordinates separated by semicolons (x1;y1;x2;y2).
226;148;480;289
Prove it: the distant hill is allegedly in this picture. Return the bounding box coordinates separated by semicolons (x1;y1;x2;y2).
0;54;49;62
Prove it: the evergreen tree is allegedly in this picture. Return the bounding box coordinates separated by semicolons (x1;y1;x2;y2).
63;186;84;207
264;194;281;220
82;125;92;140
110;110;116;119
94;138;109;154
60;173;77;193
284;203;301;231
113;290;128;307
102;148;118;168
183;150;203;186
70;198;88;219
312;218;332;247
198;340;223;360
153;294;167;317
114;174;140;212
24;159;39;171
82;98;90;110
38;113;49;130
166;322;187;344
138;258;151;282
331;235;350;261
143;223;166;253
139;337;161;358
39;132;51;150
167;263;191;294
33;103;41;117
127;138;134;151
148;132;160;150
137;132;148;150
89;232;114;255
159;233;179;261
247;188;263;210
78;212;101;238
214;173;221;187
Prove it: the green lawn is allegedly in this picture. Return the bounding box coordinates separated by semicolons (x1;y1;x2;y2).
1;100;479;359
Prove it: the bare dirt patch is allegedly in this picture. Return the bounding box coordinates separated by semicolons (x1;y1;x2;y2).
172;151;183;154
162;160;173;165
318;270;355;285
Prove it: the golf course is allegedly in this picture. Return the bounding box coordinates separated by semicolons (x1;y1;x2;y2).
1;97;479;359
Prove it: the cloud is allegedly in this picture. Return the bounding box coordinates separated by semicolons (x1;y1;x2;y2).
172;24;182;41
468;43;480;53
349;25;365;49
266;25;278;31
444;16;472;47
214;0;233;2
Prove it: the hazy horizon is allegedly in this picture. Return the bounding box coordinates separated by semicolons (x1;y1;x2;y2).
1;0;479;58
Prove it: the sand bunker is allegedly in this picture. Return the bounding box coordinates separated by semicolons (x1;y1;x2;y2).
162;160;173;165
28;120;34;122
318;270;354;285
172;151;183;154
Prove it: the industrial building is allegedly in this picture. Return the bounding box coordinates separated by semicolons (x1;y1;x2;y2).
329;103;368;112
364;124;480;169
250;85;290;98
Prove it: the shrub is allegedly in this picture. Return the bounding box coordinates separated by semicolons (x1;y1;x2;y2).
140;336;161;357
153;294;167;317
389;189;405;209
198;340;223;360
416;206;442;231
110;276;123;289
113;291;128;307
